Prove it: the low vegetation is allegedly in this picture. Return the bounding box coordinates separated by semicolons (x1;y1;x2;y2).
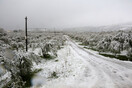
68;30;132;61
49;71;58;78
0;29;65;87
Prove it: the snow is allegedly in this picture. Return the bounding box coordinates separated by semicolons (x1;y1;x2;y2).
31;35;132;88
120;50;128;55
0;70;11;88
0;71;11;82
32;48;43;56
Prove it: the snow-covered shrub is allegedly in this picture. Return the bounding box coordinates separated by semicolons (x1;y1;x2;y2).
109;41;120;55
123;40;130;50
10;42;24;50
0;31;66;87
28;52;41;64
0;28;7;37
17;42;24;49
1;49;32;87
41;43;57;59
68;30;132;60
11;42;18;50
129;39;132;48
0;36;9;44
28;32;65;59
82;40;89;46
127;48;132;60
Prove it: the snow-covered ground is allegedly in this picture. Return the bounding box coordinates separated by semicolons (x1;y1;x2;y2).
32;35;132;88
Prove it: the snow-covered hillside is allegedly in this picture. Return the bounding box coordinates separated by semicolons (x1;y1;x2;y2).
65;23;132;32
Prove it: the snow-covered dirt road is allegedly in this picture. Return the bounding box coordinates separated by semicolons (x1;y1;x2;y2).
32;35;132;88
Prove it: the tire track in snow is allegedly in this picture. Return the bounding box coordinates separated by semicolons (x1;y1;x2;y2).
68;41;115;88
65;35;132;88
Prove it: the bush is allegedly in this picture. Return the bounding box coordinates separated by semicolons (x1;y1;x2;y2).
0;36;9;44
2;51;33;88
0;28;7;37
41;43;57;59
99;53;130;61
49;71;58;78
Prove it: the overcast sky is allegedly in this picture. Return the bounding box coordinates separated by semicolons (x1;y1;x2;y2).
0;0;132;30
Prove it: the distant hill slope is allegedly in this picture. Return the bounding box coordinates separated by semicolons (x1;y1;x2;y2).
65;23;132;32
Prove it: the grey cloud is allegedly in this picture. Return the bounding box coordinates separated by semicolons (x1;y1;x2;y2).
0;0;132;30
